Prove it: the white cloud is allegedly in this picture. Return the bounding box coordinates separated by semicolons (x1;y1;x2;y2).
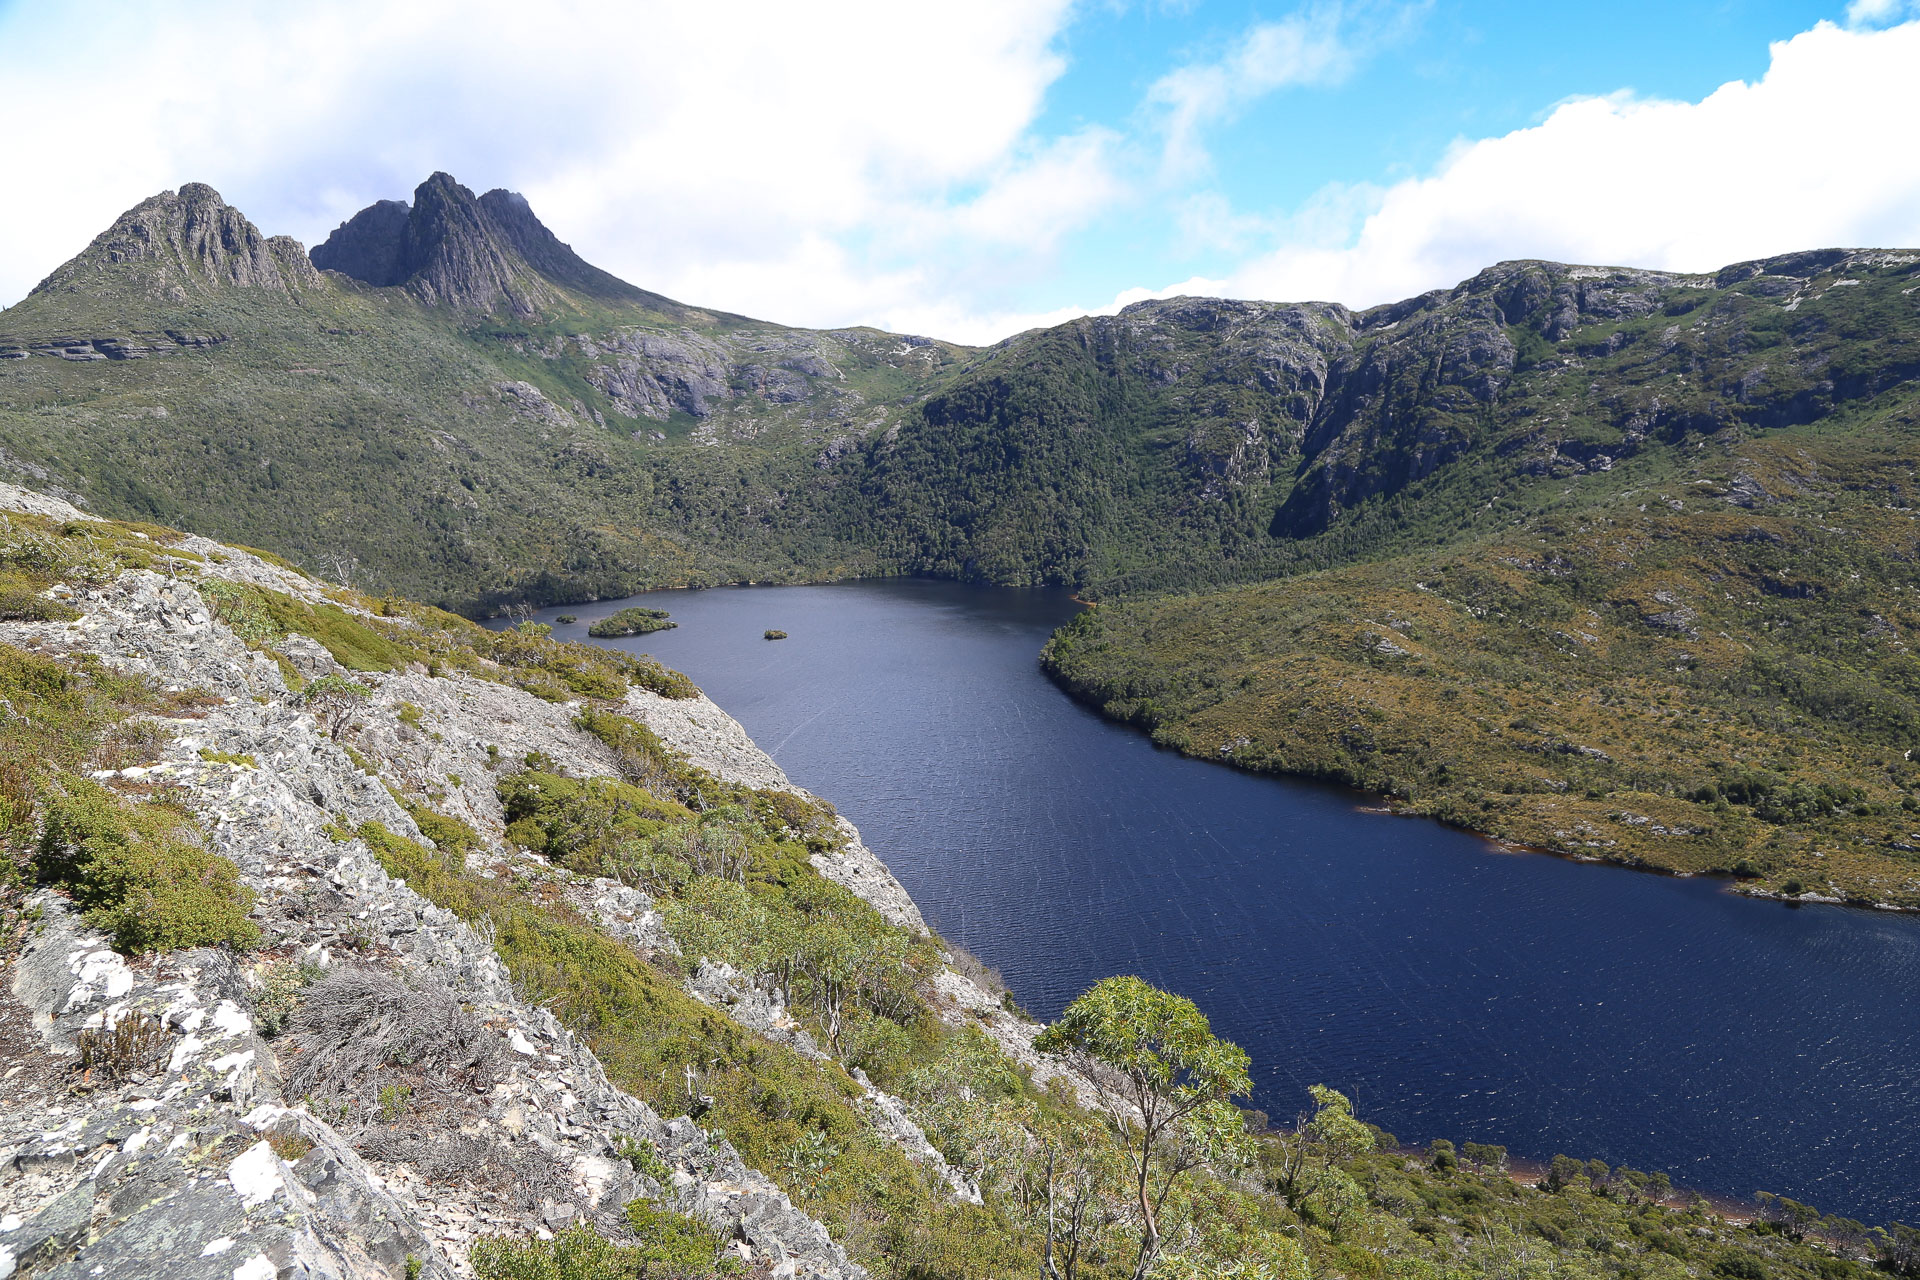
0;0;1101;340
1146;3;1426;177
1188;19;1920;310
1147;6;1358;176
1845;0;1913;27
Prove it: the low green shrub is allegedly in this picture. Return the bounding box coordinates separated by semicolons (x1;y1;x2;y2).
36;778;258;953
0;643;185;867
0;575;77;622
258;591;408;672
199;579;283;647
397;799;479;872
198;748;258;768
469;1209;735;1280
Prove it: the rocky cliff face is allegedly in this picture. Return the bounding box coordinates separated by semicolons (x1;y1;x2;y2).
30;184;320;302
311;175;675;319
0;482;1046;1278
317;172;565;317
305;199;412;287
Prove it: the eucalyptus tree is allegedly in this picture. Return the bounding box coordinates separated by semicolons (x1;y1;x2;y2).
1035;975;1252;1280
1268;1084;1374;1212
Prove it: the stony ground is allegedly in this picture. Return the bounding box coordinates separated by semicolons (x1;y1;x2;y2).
0;482;1052;1279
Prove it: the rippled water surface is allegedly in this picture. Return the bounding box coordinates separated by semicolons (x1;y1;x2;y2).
539;579;1920;1221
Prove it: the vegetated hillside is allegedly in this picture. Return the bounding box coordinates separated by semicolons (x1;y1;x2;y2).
835;248;1920;595
0;177;966;611
7;176;1917;615
1044;408;1920;909
5;481;1915;1279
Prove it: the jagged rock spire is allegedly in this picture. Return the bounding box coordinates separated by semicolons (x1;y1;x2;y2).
312;173;645;317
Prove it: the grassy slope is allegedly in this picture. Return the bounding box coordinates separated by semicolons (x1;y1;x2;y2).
1044;413;1920;908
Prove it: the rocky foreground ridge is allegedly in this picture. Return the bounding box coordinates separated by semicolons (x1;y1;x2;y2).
0;481;1055;1279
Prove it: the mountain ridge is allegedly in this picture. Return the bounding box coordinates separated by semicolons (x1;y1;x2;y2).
1;177;1915;618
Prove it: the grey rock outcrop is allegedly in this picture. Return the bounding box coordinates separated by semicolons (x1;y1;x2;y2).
308;199;412;286
29;184;320;301
311;175;675;319
0;498;882;1276
0;479;1089;1278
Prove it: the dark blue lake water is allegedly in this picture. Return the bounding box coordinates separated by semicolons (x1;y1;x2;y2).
535;579;1920;1223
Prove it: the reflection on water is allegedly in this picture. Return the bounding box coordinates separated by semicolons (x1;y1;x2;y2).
533;579;1920;1222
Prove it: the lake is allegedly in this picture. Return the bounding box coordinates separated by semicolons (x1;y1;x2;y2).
533;579;1920;1223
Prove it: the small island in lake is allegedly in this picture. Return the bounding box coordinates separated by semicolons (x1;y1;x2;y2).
589;606;676;638
554;614;577;623
764;629;788;640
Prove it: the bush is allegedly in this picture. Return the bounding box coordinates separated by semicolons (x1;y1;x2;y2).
199;579;282;647
1;644;169;857
283;964;498;1112
258;592;408;672
302;674;372;740
575;707;687;800
469;1210;735;1280
398;800;479;872
0;578;77;622
36;779;258;953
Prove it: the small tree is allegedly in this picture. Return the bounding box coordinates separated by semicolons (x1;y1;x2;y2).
1035;976;1252;1280
1461;1141;1509;1175
1268;1084;1375;1211
1545;1154;1587;1193
302;674;371;740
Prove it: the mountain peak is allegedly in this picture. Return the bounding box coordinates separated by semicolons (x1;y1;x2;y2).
311;174;646;317
31;184;320;301
474;187;646;303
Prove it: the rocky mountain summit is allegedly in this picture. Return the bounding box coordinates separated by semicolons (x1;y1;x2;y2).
311;173;683;319
30;184;319;303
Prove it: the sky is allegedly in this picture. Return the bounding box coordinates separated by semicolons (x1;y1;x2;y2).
1;0;1918;343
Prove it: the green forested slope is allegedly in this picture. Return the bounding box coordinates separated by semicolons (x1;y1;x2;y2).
8;179;1916;618
1044;411;1920;908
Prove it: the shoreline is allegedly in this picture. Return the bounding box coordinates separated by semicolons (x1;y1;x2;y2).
1041;662;1920;920
1355;796;1920;915
481;567;1913;1226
